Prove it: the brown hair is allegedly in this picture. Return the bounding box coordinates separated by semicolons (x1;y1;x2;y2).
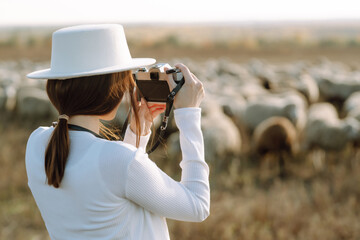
45;71;140;188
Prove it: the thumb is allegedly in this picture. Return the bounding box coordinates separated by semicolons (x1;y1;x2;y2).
164;67;177;90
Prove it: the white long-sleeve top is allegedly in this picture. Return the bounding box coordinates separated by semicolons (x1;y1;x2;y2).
25;108;210;240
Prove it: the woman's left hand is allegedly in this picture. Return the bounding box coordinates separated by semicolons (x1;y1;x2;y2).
130;98;166;136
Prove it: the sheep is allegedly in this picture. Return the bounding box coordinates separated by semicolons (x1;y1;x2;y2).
202;111;242;168
219;94;247;120
196;59;221;82
16;87;57;120
166;93;227;136
4;85;17;111
252;116;298;178
307;108;360;170
0;68;21;112
0;68;21;87
241;91;307;133
167;132;181;163
292;74;320;104
343;91;360;115
238;83;268;100
167;99;242;171
317;76;360;107
304;102;360;151
217;59;250;78
254;67;320;105
247;59;277;83
253;117;298;155
347;107;360;122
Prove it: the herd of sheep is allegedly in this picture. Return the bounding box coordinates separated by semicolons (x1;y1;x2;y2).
1;58;360;175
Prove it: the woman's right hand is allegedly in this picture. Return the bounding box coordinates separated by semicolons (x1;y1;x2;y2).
165;63;205;109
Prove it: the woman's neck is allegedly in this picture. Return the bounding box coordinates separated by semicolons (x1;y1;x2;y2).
68;115;100;134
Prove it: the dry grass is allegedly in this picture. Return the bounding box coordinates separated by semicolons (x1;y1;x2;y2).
1;113;360;240
0;116;48;239
169;163;360;240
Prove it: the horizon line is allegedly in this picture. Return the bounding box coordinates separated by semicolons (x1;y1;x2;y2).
1;18;360;28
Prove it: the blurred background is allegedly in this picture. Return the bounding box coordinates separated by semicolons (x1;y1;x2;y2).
1;0;360;239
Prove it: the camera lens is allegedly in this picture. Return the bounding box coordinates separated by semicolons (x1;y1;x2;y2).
150;72;159;80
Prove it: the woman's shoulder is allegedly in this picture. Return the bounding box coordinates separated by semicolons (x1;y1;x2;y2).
99;138;138;159
31;126;53;135
27;126;54;144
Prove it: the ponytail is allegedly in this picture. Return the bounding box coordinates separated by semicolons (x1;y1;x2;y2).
44;118;70;188
44;71;139;188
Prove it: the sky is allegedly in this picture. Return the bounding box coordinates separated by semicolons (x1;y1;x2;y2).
1;0;360;26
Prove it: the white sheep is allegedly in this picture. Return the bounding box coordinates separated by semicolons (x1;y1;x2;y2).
241;91;307;132
4;85;17;111
347;107;360;122
317;76;360;102
16;87;57;120
0;68;21;87
238;83;268;100
304;102;360;151
167;100;241;170
343;91;360;115
202;111;242;166
253;66;319;105
291;74;320;104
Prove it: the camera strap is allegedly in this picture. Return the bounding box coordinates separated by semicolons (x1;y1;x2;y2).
120;78;185;154
147;78;185;154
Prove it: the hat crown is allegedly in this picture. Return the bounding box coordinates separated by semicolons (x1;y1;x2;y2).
51;24;132;74
26;24;155;79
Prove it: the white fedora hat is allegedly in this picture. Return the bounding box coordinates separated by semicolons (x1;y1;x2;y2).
27;24;156;80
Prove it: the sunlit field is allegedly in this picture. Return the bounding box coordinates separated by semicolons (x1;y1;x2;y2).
1;22;360;239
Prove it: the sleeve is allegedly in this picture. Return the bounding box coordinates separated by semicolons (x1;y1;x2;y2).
125;108;210;222
123;125;151;152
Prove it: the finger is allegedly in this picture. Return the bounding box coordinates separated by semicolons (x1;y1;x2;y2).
151;103;166;110
152;109;165;115
151;107;166;112
175;63;196;85
149;107;166;112
151;108;166;118
151;106;166;112
148;103;166;109
191;73;201;83
164;67;177;90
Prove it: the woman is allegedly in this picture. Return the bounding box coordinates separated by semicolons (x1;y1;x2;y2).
25;24;209;239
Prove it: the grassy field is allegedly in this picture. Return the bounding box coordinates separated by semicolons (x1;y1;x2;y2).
1;23;360;239
1;114;360;239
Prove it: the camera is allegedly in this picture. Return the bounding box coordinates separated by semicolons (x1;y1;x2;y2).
133;63;183;103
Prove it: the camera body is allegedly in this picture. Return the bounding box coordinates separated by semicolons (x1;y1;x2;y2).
133;63;183;103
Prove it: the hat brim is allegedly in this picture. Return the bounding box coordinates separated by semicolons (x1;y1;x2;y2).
27;58;156;80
